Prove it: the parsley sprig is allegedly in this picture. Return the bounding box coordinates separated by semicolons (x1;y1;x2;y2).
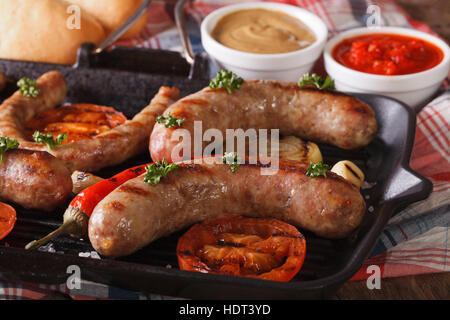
222;152;241;173
306;161;330;178
32;131;68;149
17;77;40;98
156;112;186;128
144;158;179;185
209;70;244;93
298;73;335;90
0;136;19;162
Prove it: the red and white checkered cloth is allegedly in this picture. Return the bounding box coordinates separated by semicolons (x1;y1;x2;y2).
1;0;449;299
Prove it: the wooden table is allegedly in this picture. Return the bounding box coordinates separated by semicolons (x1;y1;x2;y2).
335;0;449;300
396;0;450;43
335;272;450;299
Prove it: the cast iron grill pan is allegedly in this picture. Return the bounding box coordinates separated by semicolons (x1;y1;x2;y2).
0;46;432;299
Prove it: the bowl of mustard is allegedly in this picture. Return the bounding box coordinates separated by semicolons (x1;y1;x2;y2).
201;2;328;81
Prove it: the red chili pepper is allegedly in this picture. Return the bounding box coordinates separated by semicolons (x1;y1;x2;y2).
71;164;148;218
0;202;16;241
25;163;151;250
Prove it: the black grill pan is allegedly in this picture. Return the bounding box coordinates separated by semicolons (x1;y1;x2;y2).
0;45;432;299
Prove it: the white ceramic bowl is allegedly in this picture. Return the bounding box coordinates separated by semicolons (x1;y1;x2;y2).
324;27;450;110
201;2;328;82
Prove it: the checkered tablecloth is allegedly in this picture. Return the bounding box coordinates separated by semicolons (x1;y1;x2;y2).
1;0;449;299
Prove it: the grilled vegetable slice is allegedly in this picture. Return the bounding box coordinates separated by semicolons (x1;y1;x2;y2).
24;103;127;144
0;202;16;240
269;136;322;163
331;160;365;189
177;216;306;282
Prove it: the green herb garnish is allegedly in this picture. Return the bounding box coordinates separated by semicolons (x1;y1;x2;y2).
298;73;335;90
306;161;330;178
17;77;40;98
32;131;67;149
156;112;186;128
0;136;19;162
222;152;241;173
209;70;244;93
143;158;179;185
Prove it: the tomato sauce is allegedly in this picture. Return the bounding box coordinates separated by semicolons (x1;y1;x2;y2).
332;33;444;75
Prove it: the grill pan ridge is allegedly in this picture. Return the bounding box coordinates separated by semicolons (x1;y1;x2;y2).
0;45;432;299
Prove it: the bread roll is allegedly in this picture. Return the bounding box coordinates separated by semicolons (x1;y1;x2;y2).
68;0;148;39
0;0;106;65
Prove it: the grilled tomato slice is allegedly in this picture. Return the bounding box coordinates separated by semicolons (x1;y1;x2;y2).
25;103;127;144
0;202;16;240
177;216;306;281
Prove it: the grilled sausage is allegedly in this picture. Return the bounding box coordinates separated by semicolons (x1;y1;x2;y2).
0;71;67;141
149;81;378;162
41;86;179;172
0;71;178;210
0;71;180;172
89;158;366;257
0;149;72;211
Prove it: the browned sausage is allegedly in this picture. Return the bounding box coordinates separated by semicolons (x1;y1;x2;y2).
0;72;179;211
89;158;366;257
0;149;72;211
0;71;180;172
40;86;180;172
0;71;67;141
149;81;378;162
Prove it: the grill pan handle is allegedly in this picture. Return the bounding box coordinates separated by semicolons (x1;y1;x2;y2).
175;0;195;65
92;0;152;55
382;166;433;211
74;0;210;79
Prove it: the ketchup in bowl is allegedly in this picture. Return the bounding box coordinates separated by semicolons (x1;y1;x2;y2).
332;33;444;75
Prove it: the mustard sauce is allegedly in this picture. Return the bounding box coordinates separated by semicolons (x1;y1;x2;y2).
211;9;316;54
